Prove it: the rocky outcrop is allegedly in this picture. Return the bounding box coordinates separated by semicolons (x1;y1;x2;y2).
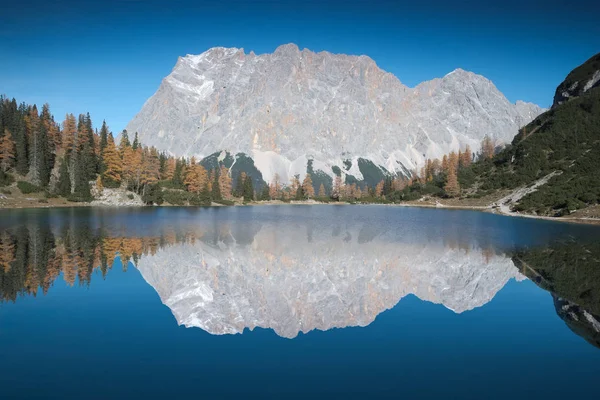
126;44;543;185
91;186;144;207
553;53;600;107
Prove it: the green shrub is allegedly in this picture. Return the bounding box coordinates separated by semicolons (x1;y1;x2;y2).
214;199;235;206
66;193;92;202
158;180;186;190
127;194;134;200
0;170;14;187
457;167;476;188
163;190;192;206
189;194;211;206
17;181;41;194
102;179;121;189
38;198;48;204
142;184;163;205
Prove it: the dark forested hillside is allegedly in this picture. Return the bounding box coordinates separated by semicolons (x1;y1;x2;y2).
469;52;600;215
387;53;600;217
474;85;600;215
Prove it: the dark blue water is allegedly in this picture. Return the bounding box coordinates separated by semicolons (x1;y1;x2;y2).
1;206;599;399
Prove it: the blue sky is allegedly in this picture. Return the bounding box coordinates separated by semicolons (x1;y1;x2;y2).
1;0;599;133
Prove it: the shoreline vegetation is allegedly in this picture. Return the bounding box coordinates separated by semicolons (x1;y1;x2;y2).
1;189;599;225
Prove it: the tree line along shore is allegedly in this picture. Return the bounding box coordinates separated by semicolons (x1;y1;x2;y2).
2;84;599;221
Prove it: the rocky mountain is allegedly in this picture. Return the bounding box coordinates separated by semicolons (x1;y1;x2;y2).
126;44;543;186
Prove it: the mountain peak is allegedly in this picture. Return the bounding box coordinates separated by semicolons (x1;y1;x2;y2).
446;67;469;76
274;43;300;55
127;46;543;185
181;47;242;65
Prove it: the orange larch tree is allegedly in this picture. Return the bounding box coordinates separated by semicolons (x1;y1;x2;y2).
269;173;282;199
0;232;15;273
481;136;495;159
290;175;301;196
141;147;160;188
441;154;449;172
164;157;176;181
184;157;202;193
302;173;315;198
448;151;459;174
444;168;461;197
461;145;473;167
318;183;326;197
0;129;15;172
62;114;77;155
375;180;384;198
101;134;122;187
41;103;61;151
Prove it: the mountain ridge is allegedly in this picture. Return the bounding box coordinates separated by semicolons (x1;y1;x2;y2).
126;43;543;186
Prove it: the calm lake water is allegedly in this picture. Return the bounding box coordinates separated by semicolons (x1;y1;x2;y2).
1;205;599;399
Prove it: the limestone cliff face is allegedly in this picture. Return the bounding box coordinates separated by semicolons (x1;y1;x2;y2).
126;44;543;184
135;223;521;339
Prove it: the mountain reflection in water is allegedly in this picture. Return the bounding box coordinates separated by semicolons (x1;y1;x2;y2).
0;208;598;347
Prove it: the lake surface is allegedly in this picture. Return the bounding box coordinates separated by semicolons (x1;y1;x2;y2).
1;205;599;399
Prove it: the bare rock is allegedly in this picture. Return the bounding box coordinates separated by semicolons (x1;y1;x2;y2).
126;44;544;184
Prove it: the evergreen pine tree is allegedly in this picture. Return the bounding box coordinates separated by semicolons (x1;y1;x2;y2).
72;151;91;201
234;171;245;197
57;157;71;196
15;103;28;175
99;120;109;174
79;113;98;179
158;152;167;179
218;165;232;199
211;169;221;200
199;182;211;204
260;184;270;201
383;177;393;196
295;185;304;200
172;158;184;188
37;121;51;187
118;129;131;158
242;175;254;201
84;113;95;159
132;132;139;150
26;106;41;185
39;104;57;175
99;120;109;151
